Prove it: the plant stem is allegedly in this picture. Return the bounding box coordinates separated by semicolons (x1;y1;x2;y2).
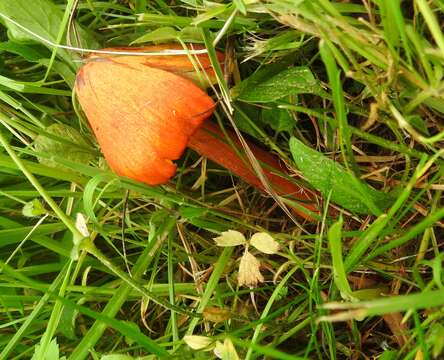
189;122;320;220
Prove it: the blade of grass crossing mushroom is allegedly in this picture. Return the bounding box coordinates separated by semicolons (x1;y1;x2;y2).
200;30;310;227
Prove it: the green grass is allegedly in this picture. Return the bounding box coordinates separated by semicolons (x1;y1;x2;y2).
0;0;444;359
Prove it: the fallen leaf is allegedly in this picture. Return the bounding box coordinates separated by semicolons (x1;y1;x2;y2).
203;306;231;323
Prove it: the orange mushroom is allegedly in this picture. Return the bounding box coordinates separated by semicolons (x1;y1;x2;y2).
75;44;319;219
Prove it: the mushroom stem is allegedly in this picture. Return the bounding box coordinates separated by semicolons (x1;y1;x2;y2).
188;122;319;220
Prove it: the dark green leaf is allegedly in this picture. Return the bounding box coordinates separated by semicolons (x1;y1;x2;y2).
261;107;295;132
289;137;393;215
235;66;323;103
0;0;98;66
57;305;77;340
0;41;47;62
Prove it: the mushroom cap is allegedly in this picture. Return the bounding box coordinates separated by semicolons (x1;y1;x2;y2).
88;44;224;85
75;46;218;185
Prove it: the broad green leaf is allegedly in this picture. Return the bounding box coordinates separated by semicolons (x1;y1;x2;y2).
261;107;295;133
289;137;393;215
0;41;47;62
34;123;95;170
0;0;97;65
235;66;323;103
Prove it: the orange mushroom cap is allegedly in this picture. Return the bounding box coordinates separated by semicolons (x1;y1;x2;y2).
75;44;223;185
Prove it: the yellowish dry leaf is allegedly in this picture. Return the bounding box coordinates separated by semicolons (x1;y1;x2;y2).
214;230;246;247
238;250;264;288
214;339;240;360
183;335;214;351
250;232;280;254
203;306;231;323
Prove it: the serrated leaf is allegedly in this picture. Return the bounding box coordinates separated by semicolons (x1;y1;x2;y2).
289;137;393;215
236;66;323;103
250;232;280;254
238;250;263;288
31;338;63;360
34;123;95;170
183;335;214;350
214;230;246;247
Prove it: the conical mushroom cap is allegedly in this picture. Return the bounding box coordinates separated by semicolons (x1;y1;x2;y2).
75;47;217;185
